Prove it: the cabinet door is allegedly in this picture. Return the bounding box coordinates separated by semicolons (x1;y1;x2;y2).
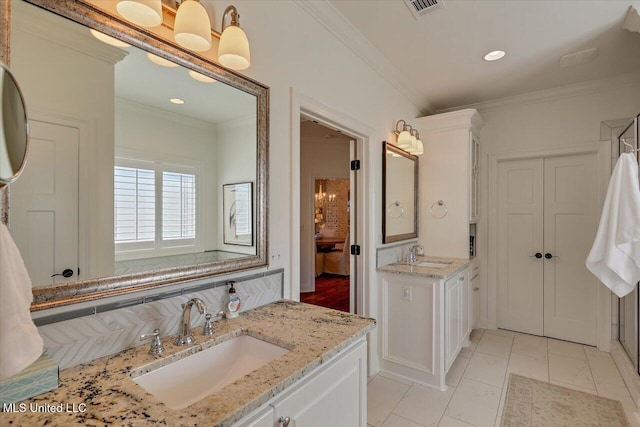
445;273;461;371
461;270;471;341
273;340;367;427
469;136;480;222
470;263;481;328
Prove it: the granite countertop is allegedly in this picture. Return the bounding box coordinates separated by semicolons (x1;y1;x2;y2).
2;301;375;427
377;255;472;279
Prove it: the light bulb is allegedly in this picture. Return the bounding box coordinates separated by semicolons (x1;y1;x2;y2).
397;130;412;149
218;25;251;70
116;0;162;27
174;0;212;52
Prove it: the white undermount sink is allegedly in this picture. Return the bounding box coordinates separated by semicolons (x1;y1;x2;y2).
132;335;289;409
413;260;452;268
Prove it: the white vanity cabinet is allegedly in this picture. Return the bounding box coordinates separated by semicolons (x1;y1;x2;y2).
233;338;367;427
379;266;470;390
414;109;483;259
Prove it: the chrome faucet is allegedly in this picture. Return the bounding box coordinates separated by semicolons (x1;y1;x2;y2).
407;243;424;264
175;297;207;346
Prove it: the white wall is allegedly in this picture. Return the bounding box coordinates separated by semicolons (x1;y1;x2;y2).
474;76;640;328
115;98;218;253
215;115;257;255
11;3;119;279
300;125;351;292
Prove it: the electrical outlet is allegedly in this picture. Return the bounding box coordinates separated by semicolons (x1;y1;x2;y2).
270;248;282;267
401;287;412;301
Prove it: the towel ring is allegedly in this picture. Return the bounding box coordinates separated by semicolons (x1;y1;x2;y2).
430;200;448;219
387;201;405;218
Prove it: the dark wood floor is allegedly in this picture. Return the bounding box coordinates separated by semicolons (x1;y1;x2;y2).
300;274;350;313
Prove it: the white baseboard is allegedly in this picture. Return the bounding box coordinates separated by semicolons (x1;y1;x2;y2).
611;340;640;409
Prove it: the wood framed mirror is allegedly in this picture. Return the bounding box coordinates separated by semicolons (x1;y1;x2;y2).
2;0;269;311
382;141;418;243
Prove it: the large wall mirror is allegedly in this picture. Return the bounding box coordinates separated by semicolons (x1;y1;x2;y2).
6;0;268;310
382;141;418;243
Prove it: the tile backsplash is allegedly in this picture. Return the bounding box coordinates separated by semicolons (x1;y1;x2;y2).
37;270;283;370
376;241;417;267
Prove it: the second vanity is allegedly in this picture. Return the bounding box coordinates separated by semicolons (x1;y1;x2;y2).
377;255;477;390
2;301;375;426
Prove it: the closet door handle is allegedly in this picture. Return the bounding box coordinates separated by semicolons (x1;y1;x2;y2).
545;253;559;259
529;253;542;259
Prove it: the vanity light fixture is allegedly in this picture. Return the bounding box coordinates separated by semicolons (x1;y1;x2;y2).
170;98;185;104
394;120;422;155
146;52;179;67
394;120;413;150
89;29;131;48
116;0;163;28
483;50;506;61
188;70;217;83
116;0;252;70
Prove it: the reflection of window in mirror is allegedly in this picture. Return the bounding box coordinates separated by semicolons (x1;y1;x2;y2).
114;155;200;260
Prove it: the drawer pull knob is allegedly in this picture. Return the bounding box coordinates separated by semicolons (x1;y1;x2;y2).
279;416;291;426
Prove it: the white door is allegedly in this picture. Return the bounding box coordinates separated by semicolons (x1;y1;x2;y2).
9;120;80;286
497;158;545;336
497;153;599;345
543;154;598;345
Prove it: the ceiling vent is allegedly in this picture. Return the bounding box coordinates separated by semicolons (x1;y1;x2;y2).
403;0;445;20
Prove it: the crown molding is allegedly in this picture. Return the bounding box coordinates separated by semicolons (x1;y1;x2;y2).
294;0;434;116
116;97;217;131
13;0;128;65
415;108;484;134
437;71;640;114
216;114;257;131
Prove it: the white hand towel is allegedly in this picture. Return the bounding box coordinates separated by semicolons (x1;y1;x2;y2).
0;222;43;380
586;153;640;298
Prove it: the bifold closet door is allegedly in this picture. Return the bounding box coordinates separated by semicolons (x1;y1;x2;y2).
497;153;599;346
497;158;545;336
543;154;598;346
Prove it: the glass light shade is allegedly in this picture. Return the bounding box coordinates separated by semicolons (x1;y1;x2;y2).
90;29;130;48
405;145;417;154
411;135;418;150
218;25;251;70
146;52;178;67
174;0;212;52
397;130;412;149
414;140;424;155
116;0;162;27
188;70;217;83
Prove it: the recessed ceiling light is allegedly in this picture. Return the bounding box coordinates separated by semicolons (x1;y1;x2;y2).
170;98;185;105
147;53;178;67
188;70;217;83
483;50;506;62
89;29;130;48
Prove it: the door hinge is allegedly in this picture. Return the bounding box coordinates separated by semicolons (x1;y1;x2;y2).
350;244;361;256
350;160;361;171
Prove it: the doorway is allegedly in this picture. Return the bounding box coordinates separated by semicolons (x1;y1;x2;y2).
298;118;358;313
496;152;600;345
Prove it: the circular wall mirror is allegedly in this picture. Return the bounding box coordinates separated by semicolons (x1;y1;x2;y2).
0;63;29;188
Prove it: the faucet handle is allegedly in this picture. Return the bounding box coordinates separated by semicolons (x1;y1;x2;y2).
203;311;225;336
140;329;165;356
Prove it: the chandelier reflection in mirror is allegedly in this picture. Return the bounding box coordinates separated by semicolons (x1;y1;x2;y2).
115;0;251;70
393;120;423;155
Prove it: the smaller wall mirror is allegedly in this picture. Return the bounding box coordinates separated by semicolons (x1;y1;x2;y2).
382;141;418;243
0;64;29;188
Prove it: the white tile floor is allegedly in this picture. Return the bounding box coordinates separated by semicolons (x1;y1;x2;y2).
368;329;640;427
